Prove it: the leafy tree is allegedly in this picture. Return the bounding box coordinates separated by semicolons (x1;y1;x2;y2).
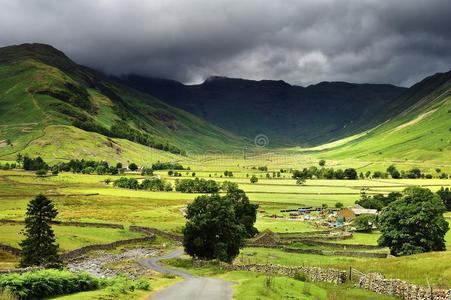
20;195;61;267
183;194;247;262
116;162;123;169
23;156;48;171
405;168;422;179
16;153;23;168
352;214;376;232
223;188;259;238
113;177;139;189
378;187;449;256
319;159;326;167
437;187;451;211
335;202;344;209
344;168;357;180
250;175;258;184
221;181;239;192
387;165;401;179
128;163;138;171
141;167;153;176
372;171;382;178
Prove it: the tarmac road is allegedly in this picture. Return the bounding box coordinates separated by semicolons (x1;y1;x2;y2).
141;249;233;300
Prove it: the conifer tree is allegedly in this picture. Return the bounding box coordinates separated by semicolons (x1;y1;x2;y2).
20;194;61;267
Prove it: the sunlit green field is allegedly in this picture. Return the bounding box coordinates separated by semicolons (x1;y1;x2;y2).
239;247;451;288
0;224;143;252
0;168;450;289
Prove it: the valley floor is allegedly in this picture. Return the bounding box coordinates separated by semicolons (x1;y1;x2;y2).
0;162;450;299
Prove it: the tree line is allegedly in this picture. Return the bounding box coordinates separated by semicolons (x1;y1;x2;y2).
73;119;184;155
113;177;173;191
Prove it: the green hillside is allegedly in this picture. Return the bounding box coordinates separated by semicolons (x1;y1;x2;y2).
0;44;247;163
308;71;451;162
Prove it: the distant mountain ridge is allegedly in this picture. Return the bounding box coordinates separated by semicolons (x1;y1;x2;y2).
0;43;247;162
120;74;407;146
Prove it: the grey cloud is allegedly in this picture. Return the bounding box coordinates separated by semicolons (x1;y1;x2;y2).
1;0;450;86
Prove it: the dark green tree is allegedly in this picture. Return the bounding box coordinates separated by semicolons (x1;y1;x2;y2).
250;175;258;184
19;195;61;267
319;159;326;167
352;214;376;232
128;163;138;171
344;168;357;180
16;153;23;168
223;188;259;238
437;187;451;211
378;187;449;256
183;194;247;262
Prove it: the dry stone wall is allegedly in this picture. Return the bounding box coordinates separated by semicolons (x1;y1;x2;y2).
61;236;155;261
359;273;451;300
0;243;20;256
129;226;183;242
193;260;347;284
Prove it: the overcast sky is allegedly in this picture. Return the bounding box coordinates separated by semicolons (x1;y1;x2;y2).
1;0;450;86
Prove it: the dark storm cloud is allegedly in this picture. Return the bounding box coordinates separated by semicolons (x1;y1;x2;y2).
1;0;450;86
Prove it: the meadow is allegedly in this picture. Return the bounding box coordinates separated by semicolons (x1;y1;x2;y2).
0;160;450;291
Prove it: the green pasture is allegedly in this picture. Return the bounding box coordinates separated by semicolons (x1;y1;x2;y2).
239;247;451;288
217;271;397;300
0;224;143;252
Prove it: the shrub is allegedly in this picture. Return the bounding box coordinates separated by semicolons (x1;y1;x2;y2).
113;177;139;189
293;272;307;282
35;169;48;177
128;163;138;171
0;269;101;299
151;162;184;170
175;178;220;193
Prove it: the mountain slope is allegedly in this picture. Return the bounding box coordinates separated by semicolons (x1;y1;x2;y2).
0;43;247;162
309;71;451;162
120;75;406;146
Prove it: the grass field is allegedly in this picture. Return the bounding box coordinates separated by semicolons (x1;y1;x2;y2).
0;224;143;252
238;247;451;288
218;271;398;300
0;167;450;290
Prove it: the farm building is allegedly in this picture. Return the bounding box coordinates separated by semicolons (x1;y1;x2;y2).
337;204;377;221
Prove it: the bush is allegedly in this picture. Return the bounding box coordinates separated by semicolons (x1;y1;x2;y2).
113;177;139;189
151;162;184;170
35;169;48;177
128;163;138;171
105;276;150;295
141;167;153;176
175;178;220;193
0;269;101;299
293;272;307;282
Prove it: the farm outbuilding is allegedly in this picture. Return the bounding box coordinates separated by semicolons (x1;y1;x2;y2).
337;204;378;221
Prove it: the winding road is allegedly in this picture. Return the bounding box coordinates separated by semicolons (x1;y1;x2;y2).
140;249;232;300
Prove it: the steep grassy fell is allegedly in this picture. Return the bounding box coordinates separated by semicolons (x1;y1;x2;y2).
309;71;451;162
0;43;247;163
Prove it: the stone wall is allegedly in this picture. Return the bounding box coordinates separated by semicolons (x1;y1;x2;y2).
129;226;183;242
301;239;384;250
283;246;388;258
0;243;20;256
0;219;124;229
193;260;347;284
60;236;155;261
359;272;451;300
